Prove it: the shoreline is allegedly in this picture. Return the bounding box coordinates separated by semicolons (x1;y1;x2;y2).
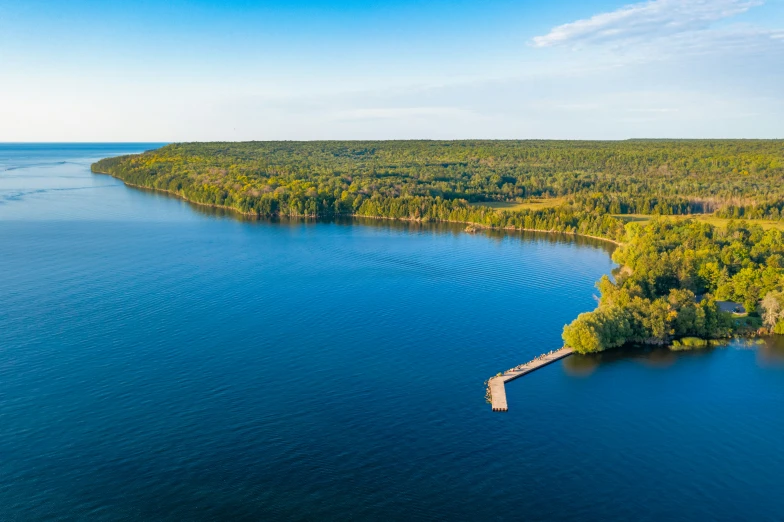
95;166;765;394
93;169;623;247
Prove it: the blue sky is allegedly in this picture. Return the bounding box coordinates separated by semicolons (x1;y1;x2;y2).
1;0;782;140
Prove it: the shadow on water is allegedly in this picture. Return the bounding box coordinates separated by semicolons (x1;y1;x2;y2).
128;184;617;254
565;336;784;376
757;335;784;367
565;345;682;376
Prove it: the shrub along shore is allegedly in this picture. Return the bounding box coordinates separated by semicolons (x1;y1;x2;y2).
92;140;784;353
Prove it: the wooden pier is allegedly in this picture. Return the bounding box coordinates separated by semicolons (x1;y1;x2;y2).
487;347;574;411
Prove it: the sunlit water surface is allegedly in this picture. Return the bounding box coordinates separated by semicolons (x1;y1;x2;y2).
1;144;782;520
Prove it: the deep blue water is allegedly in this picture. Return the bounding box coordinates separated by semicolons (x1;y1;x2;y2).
1;144;783;521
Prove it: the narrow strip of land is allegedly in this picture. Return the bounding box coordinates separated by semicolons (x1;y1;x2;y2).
487;347;574;411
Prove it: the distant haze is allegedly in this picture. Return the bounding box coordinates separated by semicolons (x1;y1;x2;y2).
1;0;782;141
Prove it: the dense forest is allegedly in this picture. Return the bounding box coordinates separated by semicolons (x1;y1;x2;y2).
92;140;784;219
563;221;784;352
716;200;784;221
92;140;784;353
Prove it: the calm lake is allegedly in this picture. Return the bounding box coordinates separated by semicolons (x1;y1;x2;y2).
1;144;783;521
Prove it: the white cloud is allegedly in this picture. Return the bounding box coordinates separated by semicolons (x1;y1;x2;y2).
532;0;762;48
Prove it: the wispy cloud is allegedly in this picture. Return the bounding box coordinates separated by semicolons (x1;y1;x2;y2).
532;0;762;48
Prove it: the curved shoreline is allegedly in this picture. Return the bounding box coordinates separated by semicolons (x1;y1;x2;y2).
96;170;627;391
98;167;763;406
93;169;623;247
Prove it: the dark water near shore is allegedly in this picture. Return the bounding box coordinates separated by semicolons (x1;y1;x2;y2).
1;144;783;521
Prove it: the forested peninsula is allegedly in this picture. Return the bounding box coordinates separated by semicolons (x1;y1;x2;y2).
92;140;784;353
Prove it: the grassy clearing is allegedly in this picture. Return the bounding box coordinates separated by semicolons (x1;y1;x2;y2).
613;214;654;224
466;204;784;231
613;213;784;231
691;215;784;231
470;198;567;211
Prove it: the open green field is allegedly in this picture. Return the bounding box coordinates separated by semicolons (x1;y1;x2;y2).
614;213;784;231
470;198;567;211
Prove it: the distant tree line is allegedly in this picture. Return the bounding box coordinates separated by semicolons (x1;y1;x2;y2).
92;140;784;219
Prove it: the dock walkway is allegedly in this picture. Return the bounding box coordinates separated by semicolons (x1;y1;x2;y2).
487;347;574;411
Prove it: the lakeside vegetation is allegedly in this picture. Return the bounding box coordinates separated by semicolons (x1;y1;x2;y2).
562;220;784;352
92;140;784;353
